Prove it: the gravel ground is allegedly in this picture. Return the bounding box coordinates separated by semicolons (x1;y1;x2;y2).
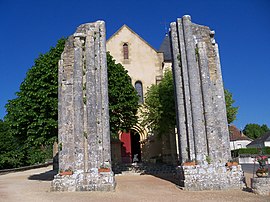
0;165;269;202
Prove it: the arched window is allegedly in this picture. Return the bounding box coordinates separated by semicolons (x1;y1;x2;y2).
135;81;143;104
123;43;129;59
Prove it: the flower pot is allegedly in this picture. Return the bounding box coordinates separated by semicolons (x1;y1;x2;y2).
226;162;238;167
256;171;268;177
59;171;73;176
183;162;196;166
98;168;110;172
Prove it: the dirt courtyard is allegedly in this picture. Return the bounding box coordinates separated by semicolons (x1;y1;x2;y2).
0;165;269;202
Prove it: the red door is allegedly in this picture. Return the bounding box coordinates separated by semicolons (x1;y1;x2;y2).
120;131;132;163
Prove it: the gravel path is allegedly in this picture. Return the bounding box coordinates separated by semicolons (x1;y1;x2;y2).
0;166;269;202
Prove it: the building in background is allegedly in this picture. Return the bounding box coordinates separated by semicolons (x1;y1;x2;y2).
106;25;177;164
229;125;252;150
247;131;270;148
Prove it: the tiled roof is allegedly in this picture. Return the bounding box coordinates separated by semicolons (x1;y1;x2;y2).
159;34;172;62
229;125;252;141
247;131;270;146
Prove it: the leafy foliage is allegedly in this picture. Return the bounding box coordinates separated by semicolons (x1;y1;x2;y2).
0;48;139;169
243;123;270;140
224;89;238;124
231;147;270;157
141;70;176;137
3;39;66;166
0;119;24;169
107;52;139;138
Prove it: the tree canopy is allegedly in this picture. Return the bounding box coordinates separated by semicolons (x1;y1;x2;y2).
141;70;176;138
4;39;66;166
107;52;139;138
243;123;270;140
0;41;139;169
224;89;238;124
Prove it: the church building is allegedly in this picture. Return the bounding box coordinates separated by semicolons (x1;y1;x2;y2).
106;25;177;164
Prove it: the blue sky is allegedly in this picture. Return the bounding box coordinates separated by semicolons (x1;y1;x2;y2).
0;0;269;129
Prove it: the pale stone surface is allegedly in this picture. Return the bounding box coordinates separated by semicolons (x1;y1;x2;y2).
177;164;244;191
170;15;235;190
170;15;231;164
251;177;270;196
51;21;115;191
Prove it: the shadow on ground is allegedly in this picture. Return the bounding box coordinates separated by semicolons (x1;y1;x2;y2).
28;169;57;181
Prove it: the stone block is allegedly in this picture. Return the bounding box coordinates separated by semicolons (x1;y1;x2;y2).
251;177;270;196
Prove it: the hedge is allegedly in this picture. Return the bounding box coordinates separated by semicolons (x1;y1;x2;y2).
231;147;270;157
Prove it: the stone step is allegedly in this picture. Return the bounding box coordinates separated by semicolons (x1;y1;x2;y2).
117;171;142;176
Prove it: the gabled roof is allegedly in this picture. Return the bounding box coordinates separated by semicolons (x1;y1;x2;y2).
229;125;252;141
159;34;172;62
247;131;270;146
107;24;158;53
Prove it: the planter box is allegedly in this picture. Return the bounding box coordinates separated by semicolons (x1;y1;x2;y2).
183;162;196;166
98;168;110;172
59;171;73;176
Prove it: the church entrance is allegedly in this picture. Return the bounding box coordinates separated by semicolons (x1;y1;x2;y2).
120;130;141;163
131;130;141;162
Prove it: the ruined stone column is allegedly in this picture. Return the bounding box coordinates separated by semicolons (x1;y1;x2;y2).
52;21;115;192
170;22;188;163
182;15;208;164
73;37;84;172
58;39;75;171
176;18;195;161
213;43;231;162
171;15;241;191
197;41;217;161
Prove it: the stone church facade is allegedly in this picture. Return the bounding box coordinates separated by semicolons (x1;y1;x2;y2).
106;25;177;165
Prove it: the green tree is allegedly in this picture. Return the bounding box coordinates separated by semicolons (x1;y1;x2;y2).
107;52;139;138
1;43;139;168
243;123;270;140
141;70;177;162
141;70;176;137
224;89;238;124
4;39;66;165
0;119;24;169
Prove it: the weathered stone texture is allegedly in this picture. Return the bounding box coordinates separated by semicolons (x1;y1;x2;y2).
170;15;230;164
251;177;270;196
170;15;236;191
51;21;115;192
177;164;244;191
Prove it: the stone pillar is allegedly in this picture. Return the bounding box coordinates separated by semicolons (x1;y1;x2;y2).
197;41;217;161
213;43;231;162
182;15;207;164
52;21;115;192
58;38;75;171
73;37;84;172
176;18;195;161
170;22;188;163
170;15;237;191
99;23;112;165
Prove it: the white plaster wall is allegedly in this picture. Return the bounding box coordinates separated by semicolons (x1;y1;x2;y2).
230;140;252;150
239;157;270;164
264;141;270;147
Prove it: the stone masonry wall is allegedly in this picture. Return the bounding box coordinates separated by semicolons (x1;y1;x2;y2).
51;21;115;192
170;15;230;164
170;15;238;191
251;178;270;196
177;164;244;191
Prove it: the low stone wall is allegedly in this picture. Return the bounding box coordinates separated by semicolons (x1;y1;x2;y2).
176;163;244;191
51;171;115;192
251;177;270;196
